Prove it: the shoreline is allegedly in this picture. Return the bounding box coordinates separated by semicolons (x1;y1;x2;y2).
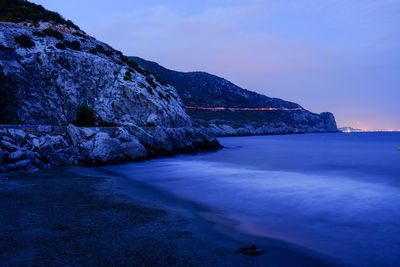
0;165;341;266
0;123;339;174
101;164;347;266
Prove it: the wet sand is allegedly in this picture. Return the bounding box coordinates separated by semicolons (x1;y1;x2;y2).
0;167;338;266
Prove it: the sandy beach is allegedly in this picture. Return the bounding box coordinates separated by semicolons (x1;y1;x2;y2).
0;166;336;266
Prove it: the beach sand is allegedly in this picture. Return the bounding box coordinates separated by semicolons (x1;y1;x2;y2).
0;167;337;266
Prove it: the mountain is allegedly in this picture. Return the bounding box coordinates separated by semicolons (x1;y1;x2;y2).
0;0;219;172
131;56;338;136
338;127;363;133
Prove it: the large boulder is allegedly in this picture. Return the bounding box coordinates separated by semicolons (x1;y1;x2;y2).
0;140;18;152
121;139;147;160
7;150;24;163
91;132;122;163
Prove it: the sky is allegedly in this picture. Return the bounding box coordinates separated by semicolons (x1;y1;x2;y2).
32;0;400;130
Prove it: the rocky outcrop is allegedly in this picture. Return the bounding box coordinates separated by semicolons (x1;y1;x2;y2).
0;0;337;173
0;22;189;128
0;125;220;172
197;112;338;136
131;56;338;135
0;17;220;172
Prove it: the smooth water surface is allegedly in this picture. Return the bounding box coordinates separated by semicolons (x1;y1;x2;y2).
106;132;400;266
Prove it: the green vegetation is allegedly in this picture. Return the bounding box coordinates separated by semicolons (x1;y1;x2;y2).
88;48;97;55
73;104;96;127
126;58;150;76
155;76;167;86
146;77;157;89
104;50;113;57
95;44;106;54
127;58;139;68
146;87;154;95
55;40;81;51
43;28;64;40
91;44;112;56
55;42;65;50
157;92;170;103
119;54;128;62
0;0;80;30
66;40;81;51
14;34;35;48
138;82;146;89
32;31;45;37
123;71;132;81
194;120;211;128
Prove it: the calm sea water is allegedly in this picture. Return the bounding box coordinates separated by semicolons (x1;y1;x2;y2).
107;132;400;266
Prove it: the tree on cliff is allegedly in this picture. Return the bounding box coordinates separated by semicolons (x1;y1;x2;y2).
73;105;96;127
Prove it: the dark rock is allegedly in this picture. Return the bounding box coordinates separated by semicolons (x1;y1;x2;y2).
25;150;40;161
6;150;24;163
237;245;264;256
121;139;147;160
15;159;32;170
7;129;26;145
133;56;339;135
0;140;18;152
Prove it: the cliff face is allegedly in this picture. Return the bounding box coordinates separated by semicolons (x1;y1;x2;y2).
0;21;220;172
0;125;219;172
131;57;338;135
0;23;189;128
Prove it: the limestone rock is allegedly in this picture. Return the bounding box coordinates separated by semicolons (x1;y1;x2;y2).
0;22;191;128
7;129;26;145
1;140;18;152
7;150;24;163
121;139;147;160
91;132;122;163
81;128;96;139
0;21;221;173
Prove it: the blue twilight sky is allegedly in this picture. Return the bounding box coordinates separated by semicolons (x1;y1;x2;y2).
32;0;400;130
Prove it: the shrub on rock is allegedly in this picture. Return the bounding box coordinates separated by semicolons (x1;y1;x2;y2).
123;71;132;81
73;105;96;127
66;40;81;51
14;34;35;48
33;31;45;37
146;77;157;89
55;42;66;50
43;28;64;40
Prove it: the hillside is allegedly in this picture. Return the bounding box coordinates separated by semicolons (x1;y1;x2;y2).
131;56;338;135
0;0;79;29
0;0;219;172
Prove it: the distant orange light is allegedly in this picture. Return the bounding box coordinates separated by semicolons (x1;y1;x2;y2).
185;106;303;111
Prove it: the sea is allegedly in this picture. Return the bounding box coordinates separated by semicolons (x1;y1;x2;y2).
106;132;400;266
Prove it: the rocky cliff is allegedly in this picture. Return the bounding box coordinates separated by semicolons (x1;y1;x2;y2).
131;57;338;135
0;23;190;128
0;1;220;172
0;125;219;172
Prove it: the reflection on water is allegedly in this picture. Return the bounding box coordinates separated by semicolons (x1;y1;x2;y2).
106;132;400;266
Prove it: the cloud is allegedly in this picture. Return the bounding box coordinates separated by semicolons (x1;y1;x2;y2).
90;1;324;78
